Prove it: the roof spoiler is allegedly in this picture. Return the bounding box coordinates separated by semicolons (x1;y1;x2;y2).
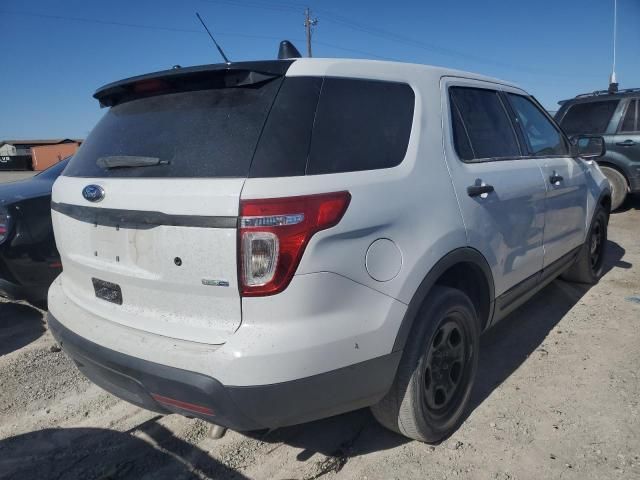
94;61;294;107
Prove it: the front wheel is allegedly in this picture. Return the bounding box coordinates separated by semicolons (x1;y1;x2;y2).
561;207;608;284
371;286;479;443
600;166;628;211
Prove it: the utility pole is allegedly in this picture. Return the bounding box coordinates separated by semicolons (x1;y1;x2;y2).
304;7;318;57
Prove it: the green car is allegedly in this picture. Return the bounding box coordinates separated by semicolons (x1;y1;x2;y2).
556;88;640;210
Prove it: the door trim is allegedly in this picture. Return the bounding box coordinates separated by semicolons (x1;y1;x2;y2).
491;244;582;326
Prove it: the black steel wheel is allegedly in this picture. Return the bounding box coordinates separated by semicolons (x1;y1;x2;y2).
371;286;480;443
589;215;605;273
422;315;469;414
561;206;608;284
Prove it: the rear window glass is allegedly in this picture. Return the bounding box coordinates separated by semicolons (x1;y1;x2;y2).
306;78;414;174
558;100;619;135
450;87;521;160
64;79;282;178
65;76;414;179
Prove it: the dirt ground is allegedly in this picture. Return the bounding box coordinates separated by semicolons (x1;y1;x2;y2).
0;196;638;480
0;171;37;183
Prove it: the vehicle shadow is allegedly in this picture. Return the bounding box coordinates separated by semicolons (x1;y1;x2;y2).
249;239;629;456
464;238;628;422
0;301;45;356
0;417;249;480
245;407;407;467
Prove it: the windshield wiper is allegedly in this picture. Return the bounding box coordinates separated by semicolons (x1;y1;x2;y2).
97;156;169;169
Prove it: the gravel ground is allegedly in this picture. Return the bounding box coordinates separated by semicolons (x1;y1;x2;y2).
1;196;639;480
0;171;37;184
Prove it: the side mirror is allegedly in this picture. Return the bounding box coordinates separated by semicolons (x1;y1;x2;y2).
570;134;606;159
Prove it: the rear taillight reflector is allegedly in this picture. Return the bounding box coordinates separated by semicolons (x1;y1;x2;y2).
151;393;215;416
239;191;351;297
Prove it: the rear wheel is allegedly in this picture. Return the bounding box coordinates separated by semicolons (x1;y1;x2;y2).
562;207;608;284
371;286;479;443
600;166;628;211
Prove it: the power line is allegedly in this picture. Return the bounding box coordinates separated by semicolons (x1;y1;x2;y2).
200;0;599;79
0;10;201;34
0;9;388;60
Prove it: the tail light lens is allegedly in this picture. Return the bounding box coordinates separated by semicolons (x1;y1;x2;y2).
239;191;351;296
0;207;12;245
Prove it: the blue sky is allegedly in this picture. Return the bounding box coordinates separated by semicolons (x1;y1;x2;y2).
1;0;638;139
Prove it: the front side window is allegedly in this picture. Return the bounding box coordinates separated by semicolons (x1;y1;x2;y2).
507;94;568;156
619;99;638;133
558;100;619;136
450;87;521;160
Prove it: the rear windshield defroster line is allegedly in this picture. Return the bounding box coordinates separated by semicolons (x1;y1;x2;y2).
51;202;238;229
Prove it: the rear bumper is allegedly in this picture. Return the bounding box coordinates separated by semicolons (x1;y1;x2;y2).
0;278;48;302
0;252;56;302
0;278;24;300
48;312;401;430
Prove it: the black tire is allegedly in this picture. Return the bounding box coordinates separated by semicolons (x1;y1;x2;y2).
561;207;608;284
600;166;628;211
371;286;479;443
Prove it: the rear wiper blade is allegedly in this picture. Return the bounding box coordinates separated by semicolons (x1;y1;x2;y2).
97;156;169;169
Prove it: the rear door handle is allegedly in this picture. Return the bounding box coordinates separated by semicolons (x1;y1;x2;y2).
616;140;636;146
467;184;494;197
550;173;564;184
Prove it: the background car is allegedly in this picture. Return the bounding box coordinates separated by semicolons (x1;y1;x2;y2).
555;88;640;210
0;158;69;307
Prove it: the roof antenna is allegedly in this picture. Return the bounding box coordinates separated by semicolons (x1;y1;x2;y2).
608;0;618;93
195;12;231;64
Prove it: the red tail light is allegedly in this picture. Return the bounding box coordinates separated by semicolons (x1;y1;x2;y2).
0;207;12;245
239;191;351;297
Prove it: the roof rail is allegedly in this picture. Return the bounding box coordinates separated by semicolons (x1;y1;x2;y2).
574;87;640;99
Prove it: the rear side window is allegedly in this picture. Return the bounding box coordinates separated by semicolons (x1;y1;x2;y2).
507;94;568;156
64;79;282;178
619;99;638;133
250;77;322;178
451;104;474;161
450;87;521;160
306;78;414;174
558;100;619;136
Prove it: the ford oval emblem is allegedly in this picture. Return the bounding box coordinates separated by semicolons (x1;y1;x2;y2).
82;184;105;203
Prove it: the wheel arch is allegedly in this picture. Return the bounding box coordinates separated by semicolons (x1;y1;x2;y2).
597;161;631;189
598;190;612;214
392;248;495;352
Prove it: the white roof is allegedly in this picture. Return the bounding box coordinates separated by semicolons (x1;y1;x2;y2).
286;58;518;89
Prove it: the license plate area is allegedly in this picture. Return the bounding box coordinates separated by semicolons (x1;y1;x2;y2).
92;277;123;305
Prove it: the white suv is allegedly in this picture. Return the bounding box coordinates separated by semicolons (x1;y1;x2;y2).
48;58;611;442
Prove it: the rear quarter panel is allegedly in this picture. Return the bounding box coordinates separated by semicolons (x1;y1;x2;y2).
241;66;467;305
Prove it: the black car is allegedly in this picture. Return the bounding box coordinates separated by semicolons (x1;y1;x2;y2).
555;88;640;210
0;159;69;306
